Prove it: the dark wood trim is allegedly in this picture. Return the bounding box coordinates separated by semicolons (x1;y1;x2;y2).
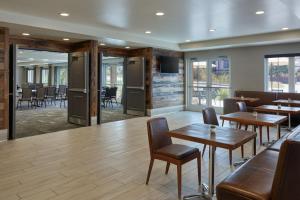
9;35;73;53
89;40;98;117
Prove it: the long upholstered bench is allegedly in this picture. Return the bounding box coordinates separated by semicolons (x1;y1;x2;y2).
216;129;300;200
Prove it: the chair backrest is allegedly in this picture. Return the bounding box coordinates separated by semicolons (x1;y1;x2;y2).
111;87;117;97
36;87;45;99
22;88;32;99
236;101;247;112
202;107;219;126
47;86;56;96
147;117;172;154
58;85;67;96
271;131;300;199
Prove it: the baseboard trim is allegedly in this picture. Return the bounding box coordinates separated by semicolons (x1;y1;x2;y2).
147;105;185;116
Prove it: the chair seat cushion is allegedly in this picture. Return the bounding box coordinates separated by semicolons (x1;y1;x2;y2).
217;150;279;200
156;144;198;159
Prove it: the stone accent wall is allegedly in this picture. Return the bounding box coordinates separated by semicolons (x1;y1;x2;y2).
151;49;184;109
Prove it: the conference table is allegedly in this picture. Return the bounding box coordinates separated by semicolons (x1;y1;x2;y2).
167;123;257;199
220;112;287;145
255;105;300;130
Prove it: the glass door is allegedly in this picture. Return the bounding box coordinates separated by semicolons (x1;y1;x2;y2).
187;57;231;113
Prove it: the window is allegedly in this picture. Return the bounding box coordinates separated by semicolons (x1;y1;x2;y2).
105;65;111;87
41;68;49;85
56;67;68;86
265;56;300;93
27;69;34;83
188;57;231;110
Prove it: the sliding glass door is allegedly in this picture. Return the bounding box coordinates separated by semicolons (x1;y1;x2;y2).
187;57;231;113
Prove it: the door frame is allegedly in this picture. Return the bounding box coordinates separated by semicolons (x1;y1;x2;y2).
8;44;16;140
186;57;232;114
8;47;73;138
97;53;127;124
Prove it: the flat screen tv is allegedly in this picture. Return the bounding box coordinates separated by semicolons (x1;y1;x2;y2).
160;56;179;73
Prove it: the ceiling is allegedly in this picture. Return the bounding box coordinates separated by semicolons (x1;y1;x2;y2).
1;0;300;50
17;49;68;66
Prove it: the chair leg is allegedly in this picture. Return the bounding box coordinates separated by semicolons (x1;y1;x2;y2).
245;125;248;131
202;144;206;157
165;162;170;175
241;145;244;158
238;123;242;129
267;126;270;142
197;154;201;185
146;158;154;184
177;165;182;198
222;120;224;127
229;150;232;166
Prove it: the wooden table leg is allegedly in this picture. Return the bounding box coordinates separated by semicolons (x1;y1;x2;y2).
253;137;256;156
259;126;263;145
277;124;281;139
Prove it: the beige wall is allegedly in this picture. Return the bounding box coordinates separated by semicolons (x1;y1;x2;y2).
185;42;300;94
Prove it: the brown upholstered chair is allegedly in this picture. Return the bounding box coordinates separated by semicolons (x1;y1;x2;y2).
146;117;201;198
202;107;238;165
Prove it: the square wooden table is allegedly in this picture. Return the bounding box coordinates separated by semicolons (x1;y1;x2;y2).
220;112;287;145
167;123;257;199
255;105;300;130
229;97;259;102
273;99;300;106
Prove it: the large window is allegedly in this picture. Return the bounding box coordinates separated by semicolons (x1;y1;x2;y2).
266;56;300;93
55;66;68;86
41;68;49;85
27;69;34;83
188;57;231;111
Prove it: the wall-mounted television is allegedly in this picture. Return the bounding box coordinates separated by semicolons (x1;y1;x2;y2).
160;56;179;73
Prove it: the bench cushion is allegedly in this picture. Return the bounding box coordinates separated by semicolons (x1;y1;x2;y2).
217;150;279;200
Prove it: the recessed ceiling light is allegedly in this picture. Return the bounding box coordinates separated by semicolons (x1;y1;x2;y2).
156;12;165;16
282;27;289;30
63;38;70;41
125;46;131;49
60;12;70;17
185;40;191;42
100;43;106;46
209;29;216;32
255;10;265;15
22;33;30;36
145;31;152;34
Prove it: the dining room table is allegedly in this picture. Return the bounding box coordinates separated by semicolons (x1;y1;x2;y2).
167;123;257;199
273;99;300;107
255;105;300;130
220;112;287;145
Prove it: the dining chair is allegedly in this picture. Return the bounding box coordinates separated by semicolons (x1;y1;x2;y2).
33;87;46;108
17;88;32;109
202;107;242;165
146;117;201;198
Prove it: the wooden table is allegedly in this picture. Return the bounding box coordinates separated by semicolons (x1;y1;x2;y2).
168;123;257;199
230;97;259;102
220;112;287;145
255;105;300;130
273;99;300;106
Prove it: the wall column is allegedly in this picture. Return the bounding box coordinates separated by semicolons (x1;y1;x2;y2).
90;40;98;117
0;27;9;132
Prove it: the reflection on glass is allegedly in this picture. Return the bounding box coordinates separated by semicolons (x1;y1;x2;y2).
267;57;289;92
